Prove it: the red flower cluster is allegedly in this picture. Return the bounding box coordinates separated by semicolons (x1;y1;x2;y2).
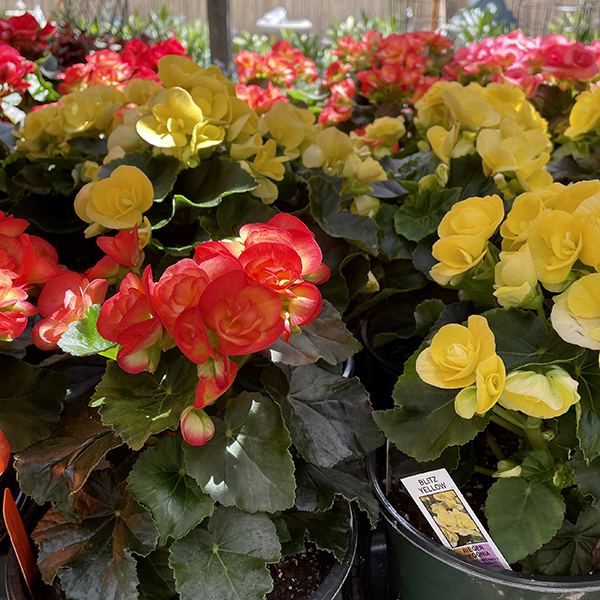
235;81;289;115
0;45;34;95
58;37;187;93
444;31;600;98
319;78;356;125
97;214;329;445
0;13;55;60
0;211;68;342
234;40;318;88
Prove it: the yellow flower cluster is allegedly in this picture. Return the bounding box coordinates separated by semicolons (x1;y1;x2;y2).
565;86;600;139
430;194;504;286
425;492;484;548
415;81;552;197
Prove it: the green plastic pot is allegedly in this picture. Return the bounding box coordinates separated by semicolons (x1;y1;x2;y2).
367;451;600;600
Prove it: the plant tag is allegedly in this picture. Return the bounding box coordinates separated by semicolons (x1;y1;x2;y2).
401;468;511;570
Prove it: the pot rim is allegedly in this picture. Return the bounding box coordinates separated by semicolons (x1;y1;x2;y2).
308;502;358;600
366;449;600;592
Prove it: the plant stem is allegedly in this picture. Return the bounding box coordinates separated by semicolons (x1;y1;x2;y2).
523;421;548;451
486;430;505;461
474;465;495;477
490;413;524;437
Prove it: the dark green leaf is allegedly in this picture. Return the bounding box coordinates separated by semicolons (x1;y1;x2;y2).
520;450;556;483
92;352;198;450
308;176;379;256
530;506;600;575
572;450;600;506
369;178;407;198
147;155;180;201
217;193;277;236
33;471;159;600
136;549;177;600
486;308;586;371
376;203;415;261
128;435;214;545
184;391;294;513
169;506;281;600
294;457;379;527
98;152;149;179
262;364;383;468
15;400;121;520
447;154;500;200
282;503;350;562
264;301;361;366
58;304;115;356
373;349;488;462
386;150;437;183
394;188;461;242
485;478;566;563
0;354;67;452
573;350;600;461
174;157;258;208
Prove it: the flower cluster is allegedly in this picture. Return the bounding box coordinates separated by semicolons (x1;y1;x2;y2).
234;40;318;88
97;213;329;445
0;12;55;60
235;81;289;115
415;80;552;197
57;37;187;93
444;31;600;98
0;45;35;97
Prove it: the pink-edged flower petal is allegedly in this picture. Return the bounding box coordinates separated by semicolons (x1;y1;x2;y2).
195;349;237;409
173;306;214;365
181;407;215;446
287;282;322;326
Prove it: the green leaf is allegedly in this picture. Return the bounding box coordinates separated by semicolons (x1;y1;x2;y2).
486;308;585;371
33;470;159;600
385;150;437;183
264;301;361;366
572;450;600;506
15;399;122;520
262;364;383;468
394;188;461;242
485;478;566;563
373;349;489;462
184;392;295;513
147;155;180;201
520;450;556;483
128;435;214;545
217;193;277;236
174;157;258;208
136;549;177;600
58;304;115;356
0;354;67;452
282;503;350;562
375;203;415;261
572;350;600;461
294;457;379;527
169;506;281;600
447;154;500;200
98;152;150;179
92;352;198;451
530;506;600;576
308;176;379;256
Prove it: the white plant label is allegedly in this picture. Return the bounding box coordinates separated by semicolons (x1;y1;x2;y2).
401;468;511;570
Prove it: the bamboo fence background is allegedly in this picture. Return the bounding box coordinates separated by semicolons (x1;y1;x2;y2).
0;0;597;38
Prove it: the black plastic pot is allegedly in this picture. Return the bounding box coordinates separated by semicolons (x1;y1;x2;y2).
367;451;600;599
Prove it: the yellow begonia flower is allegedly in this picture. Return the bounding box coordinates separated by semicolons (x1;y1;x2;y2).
16;103;62;154
350;195;380;218
414;81;463;130
230;132;264;161
500;192;548;251
303;127;354;170
438;194;504;239
441;87;500;128
61;86;125;135
493;245;542;309
544;180;600;213
415;315;496;390
565;88;600;139
123;79;163;106
261;101;317;160
454;354;506;418
190;78;231;123
157;56;235;94
427;125;455;163
353;116;406;158
191;121;225;151
342;154;387;185
573;193;600;269
551;272;600;352
74;165;154;236
528;210;583;285
499;367;580;419
430;235;488;286
247;177;279;204
226;97;259;142
243;139;288;181
107;124;143;154
136;87;205;148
